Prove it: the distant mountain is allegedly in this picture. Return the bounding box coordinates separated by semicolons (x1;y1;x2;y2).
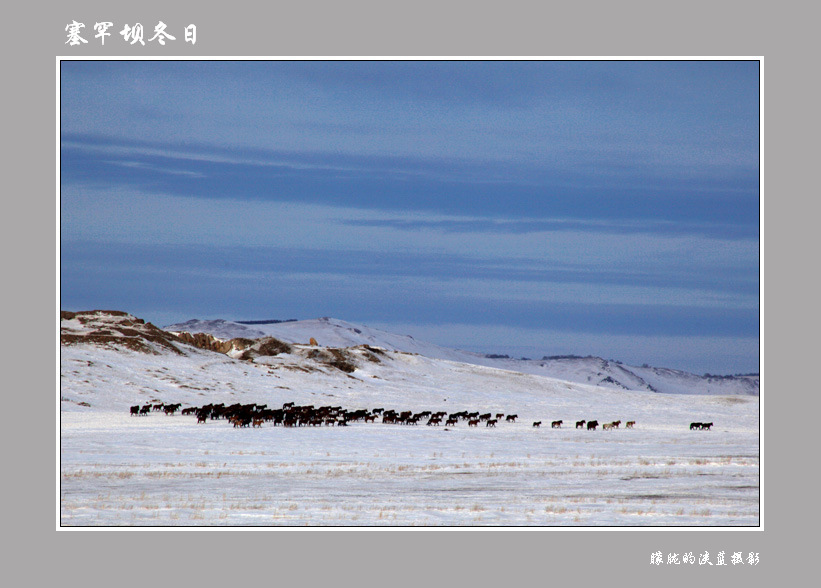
159;318;268;340
235;319;298;325
502;355;759;396
164;316;758;396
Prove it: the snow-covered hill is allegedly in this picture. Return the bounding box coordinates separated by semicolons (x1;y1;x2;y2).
165;317;469;359
164;317;759;396
60;310;760;526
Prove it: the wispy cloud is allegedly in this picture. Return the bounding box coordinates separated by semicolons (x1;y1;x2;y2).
61;136;758;238
60;185;757;270
61;61;759;169
105;159;206;178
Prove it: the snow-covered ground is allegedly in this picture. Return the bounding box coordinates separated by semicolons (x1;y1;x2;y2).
60;328;759;527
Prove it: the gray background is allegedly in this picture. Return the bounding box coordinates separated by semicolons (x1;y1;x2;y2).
17;0;801;583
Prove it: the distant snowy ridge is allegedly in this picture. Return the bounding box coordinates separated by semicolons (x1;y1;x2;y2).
165;317;444;355
161;318;268;340
164;316;759;396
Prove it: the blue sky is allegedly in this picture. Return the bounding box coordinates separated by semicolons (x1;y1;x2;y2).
60;60;759;374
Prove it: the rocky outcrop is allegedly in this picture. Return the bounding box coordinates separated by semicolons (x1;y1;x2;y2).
60;310;186;355
171;331;291;358
175;328;357;372
305;347;357;373
173;331;238;354
237;337;293;360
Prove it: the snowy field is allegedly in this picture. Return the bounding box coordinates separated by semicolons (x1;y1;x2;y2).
60;341;759;527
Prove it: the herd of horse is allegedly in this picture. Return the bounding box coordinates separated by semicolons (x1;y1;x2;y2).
125;402;672;431
128;402;712;431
